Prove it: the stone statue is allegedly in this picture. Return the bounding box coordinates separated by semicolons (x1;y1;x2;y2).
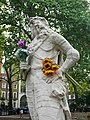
20;16;80;120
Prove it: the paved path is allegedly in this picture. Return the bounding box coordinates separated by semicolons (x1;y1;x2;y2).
0;114;31;120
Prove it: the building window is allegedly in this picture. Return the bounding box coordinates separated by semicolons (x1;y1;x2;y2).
13;102;16;108
2;82;6;88
7;92;9;99
2;91;6;98
13;92;17;99
14;84;17;89
8;85;9;89
1;65;5;73
21;81;26;93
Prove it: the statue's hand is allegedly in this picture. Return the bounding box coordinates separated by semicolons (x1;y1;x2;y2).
46;76;56;84
20;62;31;80
48;79;66;100
20;61;29;70
55;68;63;79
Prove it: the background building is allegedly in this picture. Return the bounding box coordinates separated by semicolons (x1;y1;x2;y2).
0;62;18;108
0;60;27;109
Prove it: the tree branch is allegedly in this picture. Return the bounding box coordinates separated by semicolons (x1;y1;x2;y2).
0;77;8;82
11;70;19;77
12;78;25;83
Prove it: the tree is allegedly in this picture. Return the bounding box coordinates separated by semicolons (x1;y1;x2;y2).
0;27;5;57
0;1;31;113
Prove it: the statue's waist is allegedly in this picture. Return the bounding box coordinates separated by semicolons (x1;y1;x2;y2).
31;66;42;70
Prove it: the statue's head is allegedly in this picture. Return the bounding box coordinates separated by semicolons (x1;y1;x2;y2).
30;16;49;39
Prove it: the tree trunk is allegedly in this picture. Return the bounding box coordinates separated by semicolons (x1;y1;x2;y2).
8;81;13;115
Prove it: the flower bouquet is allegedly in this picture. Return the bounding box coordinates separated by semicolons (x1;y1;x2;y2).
14;39;28;62
42;58;60;76
14;39;30;80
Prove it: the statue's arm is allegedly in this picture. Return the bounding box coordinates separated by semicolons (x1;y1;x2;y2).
51;33;80;74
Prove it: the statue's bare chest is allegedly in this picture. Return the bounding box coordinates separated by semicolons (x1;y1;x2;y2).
34;39;58;59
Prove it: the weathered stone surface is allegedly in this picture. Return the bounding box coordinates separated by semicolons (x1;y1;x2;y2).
20;16;80;120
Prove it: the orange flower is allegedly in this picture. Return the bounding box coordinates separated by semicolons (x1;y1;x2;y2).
52;65;59;71
42;59;46;66
42;58;60;76
42;58;54;66
42;69;46;74
43;62;52;70
45;58;54;63
45;70;55;75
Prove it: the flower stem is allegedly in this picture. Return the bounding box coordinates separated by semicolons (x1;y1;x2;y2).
65;73;83;90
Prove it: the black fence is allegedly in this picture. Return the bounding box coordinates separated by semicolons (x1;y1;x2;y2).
0;106;29;116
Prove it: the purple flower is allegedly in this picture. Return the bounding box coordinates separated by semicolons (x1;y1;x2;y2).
17;39;24;46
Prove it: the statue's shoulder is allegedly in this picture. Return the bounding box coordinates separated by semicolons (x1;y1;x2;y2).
50;31;61;38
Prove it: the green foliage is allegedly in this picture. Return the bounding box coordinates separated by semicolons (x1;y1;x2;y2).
77;118;86;120
0;27;5;56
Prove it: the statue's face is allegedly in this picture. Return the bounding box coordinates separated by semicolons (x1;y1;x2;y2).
30;25;38;40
